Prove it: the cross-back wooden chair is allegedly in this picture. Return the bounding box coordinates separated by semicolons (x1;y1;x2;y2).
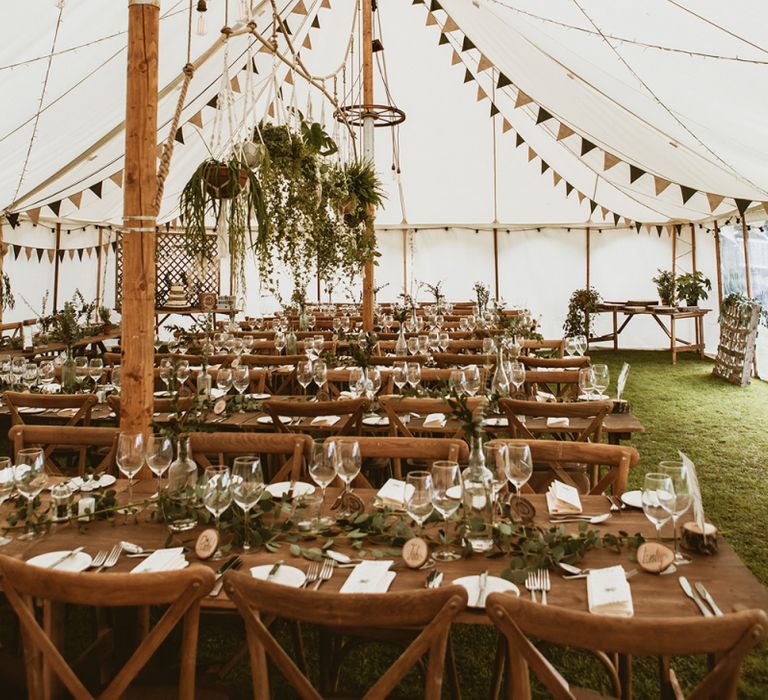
486;593;767;700
261;398;368;438
520;339;565;357
326;435;470;483
520;355;591;369
9;425;118;476
223;571;467;700
485;438;638;496
323;369;394;399
379;395;487;441
189;431;313;483
522;370;581;400
0;555;215;700
498;398;613;444
4;392;99;473
432;352;494;368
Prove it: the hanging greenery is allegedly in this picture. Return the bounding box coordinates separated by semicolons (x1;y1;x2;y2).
563;287;601;338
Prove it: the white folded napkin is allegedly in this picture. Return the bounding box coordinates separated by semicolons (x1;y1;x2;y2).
536;391;557;402
546;416;570;427
311;415;341;426
376;478;414;508
587;566;634;617
130;547;187;573
339;390;356;399
546;480;582;515
340;561;396;593
423;413;447;428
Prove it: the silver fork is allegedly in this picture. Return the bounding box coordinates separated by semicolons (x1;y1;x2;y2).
312;559;334;590
88;550;107;570
301;561;320;589
524;571;538;602
94;544;122;573
539;569;550;605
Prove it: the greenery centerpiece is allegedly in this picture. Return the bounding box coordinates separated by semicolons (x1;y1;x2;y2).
676;271;712;307
563;287;601;339
652;269;676;306
474;281;490;317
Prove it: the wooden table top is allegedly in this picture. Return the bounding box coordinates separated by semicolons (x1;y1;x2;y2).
3;483;764;625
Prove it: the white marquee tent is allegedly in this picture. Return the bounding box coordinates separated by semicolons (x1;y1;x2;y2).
1;0;767;362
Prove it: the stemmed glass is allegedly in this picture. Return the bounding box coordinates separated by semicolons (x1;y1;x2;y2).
232;456;264;551
313;335;324;356
335;439;361;518
293;360;311;396
564;337;577;357
274;331;286;355
405;471;433;537
145;434;173;495
448;369;466;396
508;361;525;397
232;365;251;404
309;440;337;527
14;448;47;540
392;362;407;394
365;367;382;400
0;458;14;545
304;337;317;361
406;362;421;391
216;368;233;395
0;355;11;385
642;472;676;571
158;359;172;394
438;332;450;352
658;461;692;565
575;335;588;356
407;337;419;356
430;461;462;561
175;360;191;393
463;366;481;397
505;443;533;514
482;337;496;356
22;363;38;391
110;365;121;392
117;432;144;508
578;367;595;399
74;356;88;389
313;360;328;398
348;367;365;398
592;364;609;399
11;356;25;387
88;358;104;388
484;443;510;505
201;466;233;560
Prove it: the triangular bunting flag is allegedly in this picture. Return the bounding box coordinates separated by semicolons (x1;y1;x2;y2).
735;198;751;216
553;172;562;186
654;176;671;196
12;244;21;259
656;225;663;237
490;103;499;117
515;133;524;148
267;102;275;117
111;241;117;253
311;15;320;28
706;193;724;212
6;212;19;229
601;206;609;219
25;247;33;260
635;221;642;233
77;248;84;261
541;161;549;174
277;20;292;34
285;71;294;85
565;182;574;196
50;250;57;263
206;95;218;109
451;50;461;66
292;0;308;14
110;171;123;188
497;72;512;89
461;36;475;52
580;138;596;156
629;165;645;184
302;34;312;50
174;127;184;144
476;85;486;101
463;68;473;83
556;123;574;141
27;208;41;225
680;185;696;204
502;119;512;133
67;249;75;260
477;54;492;72
189;111;203;128
90;182;103;199
444;16;459;32
577;192;586;204
48;200;61;217
430;0;442;10
613;212;620;225
438;33;449;46
230;75;240;92
515;90;533;108
36;248;44;262
87;247;94;259
536;107;553;125
321;0;331;7
425;12;437;26
589;200;598;214
603;152;620;170
527;147;536;162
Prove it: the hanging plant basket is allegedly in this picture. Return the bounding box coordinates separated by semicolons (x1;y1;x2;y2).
204;164;249;199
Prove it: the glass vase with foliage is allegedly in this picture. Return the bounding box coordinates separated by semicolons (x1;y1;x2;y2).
563;287;601;338
676;271;711;307
652;269;676;306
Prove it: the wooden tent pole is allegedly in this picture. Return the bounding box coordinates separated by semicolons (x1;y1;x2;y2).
120;0;159;438
671;225;677;281
95;228;104;308
402;229;407;293
53;223;61;312
741;218;752;297
0;221;5;326
361;0;375;331
713;220;723;308
585;226;590;288
492;228;499;300
690;223;697;274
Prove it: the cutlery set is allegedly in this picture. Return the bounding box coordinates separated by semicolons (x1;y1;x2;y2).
209;555;243;597
524;569;550;604
679;576;723;616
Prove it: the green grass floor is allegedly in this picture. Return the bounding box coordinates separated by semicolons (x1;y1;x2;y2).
195;350;768;698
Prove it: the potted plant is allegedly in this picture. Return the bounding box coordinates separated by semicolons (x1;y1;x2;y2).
0;272;14;315
473;282;491;317
652;269;676;306
563;287;601;339
336;159;385;229
676;272;712;307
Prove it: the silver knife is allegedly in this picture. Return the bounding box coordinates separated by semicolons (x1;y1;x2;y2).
679;576;712;617
207;555;240;597
477;570;489;607
695;582;723;616
49;546;85;570
267;560;283;581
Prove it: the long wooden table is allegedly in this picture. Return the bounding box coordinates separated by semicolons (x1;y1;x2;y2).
3;484;765;626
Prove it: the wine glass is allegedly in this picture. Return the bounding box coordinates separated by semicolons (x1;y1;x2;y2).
505;443;533;511
145;434;173;494
463;366;481;397
22;363;38;391
578;367;595;399
407;337;419;356
438;332;450;352
430;461;462;561
508;361;526;397
448;369;466;396
216;368;233;395
642;472;676;558
405;471;433;536
335;439;361;518
175;360;191;393
158;358;172;394
313;335;324;355
313;359;328;395
242;335;255;353
592;364;609;399
484;443;509;503
296;360;314;395
658;461;692;565
418;335;430;356
110;365;121;392
14;449;47;539
201;466;233;560
88;358;104;387
231;338;244;356
274;331;286;355
117;432;144;507
482;337;496;356
309;440;337;527
0;458;14;545
365;367;382;399
348;366;365;398
232;365;251;400
392;362;407;393
564;337;577;357
304;337;317;361
406;362;421;390
576;335;588;356
74;356;88;388
232;456;264;550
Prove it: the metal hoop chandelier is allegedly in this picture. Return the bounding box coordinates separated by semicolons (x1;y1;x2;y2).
333;103;405;127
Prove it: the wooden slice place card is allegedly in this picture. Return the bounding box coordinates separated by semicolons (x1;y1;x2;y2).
195;528;220;560
213;398;227;415
637;542;674;574
682;521;718;554
402;537;429;569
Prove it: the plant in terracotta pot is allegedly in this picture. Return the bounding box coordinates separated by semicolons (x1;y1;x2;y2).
676;271;711;307
652;269;676;306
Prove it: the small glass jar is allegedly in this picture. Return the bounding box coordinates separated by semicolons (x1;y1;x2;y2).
50;482;72;522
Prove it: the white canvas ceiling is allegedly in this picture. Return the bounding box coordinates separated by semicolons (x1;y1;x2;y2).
1;0;767;231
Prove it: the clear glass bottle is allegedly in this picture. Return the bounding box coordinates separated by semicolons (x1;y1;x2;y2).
461;434;495;552
167;436;198;491
490;347;510;397
395;326;408;356
286;326;298;355
61;349;76;393
196;368;212;398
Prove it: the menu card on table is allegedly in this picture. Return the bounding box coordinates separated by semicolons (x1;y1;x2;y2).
546;480;582;515
340;561;396;593
587;566;634;617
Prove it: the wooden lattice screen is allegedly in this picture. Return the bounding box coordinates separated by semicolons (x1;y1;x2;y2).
115;230;219;308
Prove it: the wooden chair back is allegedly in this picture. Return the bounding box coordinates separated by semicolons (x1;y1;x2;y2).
485;593;767;700
485;438;638;495
9;425;118;476
189;431;313;483
379;395;487;441
107;394;196;423
223;570;467;700
324;368;394;398
498;398;613;444
522;370;581;400
521;355;591;369
261;398;369;437
0;555;214;700
432;352;492;368
521;339;565;357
